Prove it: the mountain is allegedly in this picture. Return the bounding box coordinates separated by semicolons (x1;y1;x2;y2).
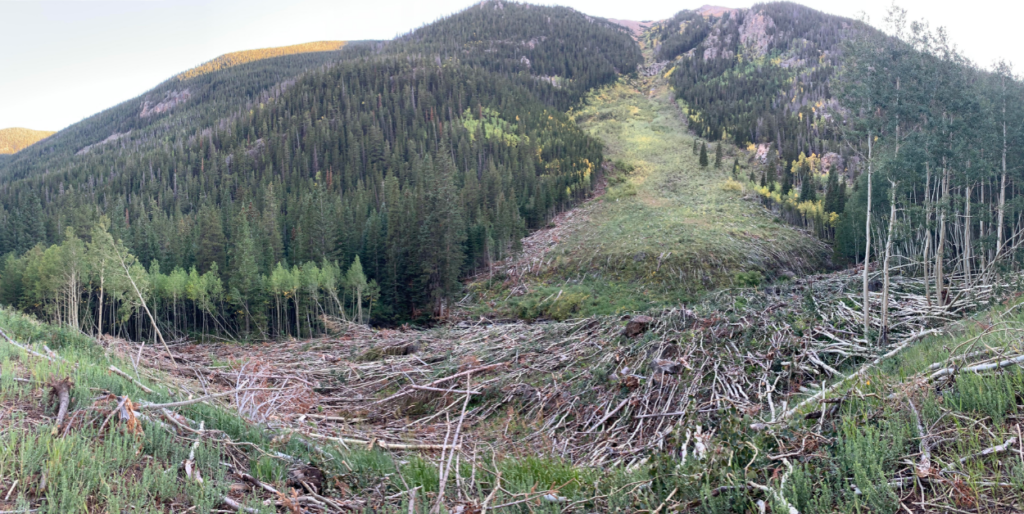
0;0;641;327
0;41;374;182
0;128;55;154
648;2;877;164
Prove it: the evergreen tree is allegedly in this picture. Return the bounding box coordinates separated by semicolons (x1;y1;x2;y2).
714;142;723;168
798;170;817;202
699;142;709;168
195;206;226;273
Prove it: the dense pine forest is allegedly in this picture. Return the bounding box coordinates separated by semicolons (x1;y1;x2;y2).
0;0;641;339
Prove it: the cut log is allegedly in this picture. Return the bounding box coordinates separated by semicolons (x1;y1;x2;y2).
624;315;655;338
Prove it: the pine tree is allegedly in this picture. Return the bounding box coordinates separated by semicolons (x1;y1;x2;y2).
714;142;723;168
781;165;793;196
699;142;709;168
798;170;817;202
230;205;261;335
195;206;226;273
824;165;842;213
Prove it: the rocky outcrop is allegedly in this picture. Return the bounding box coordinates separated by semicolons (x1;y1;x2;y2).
140;89;191;118
739;10;774;58
76;131;130;156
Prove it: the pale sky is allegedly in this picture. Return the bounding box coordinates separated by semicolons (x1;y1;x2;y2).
1;0;1019;131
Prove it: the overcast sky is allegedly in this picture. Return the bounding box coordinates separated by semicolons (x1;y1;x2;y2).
1;0;1019;131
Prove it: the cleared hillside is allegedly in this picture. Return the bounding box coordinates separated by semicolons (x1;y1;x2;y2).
176;41;347;81
467;56;830;320
0;128;54;154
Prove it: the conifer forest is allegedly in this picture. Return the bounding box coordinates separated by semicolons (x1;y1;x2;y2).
6;2;1024;513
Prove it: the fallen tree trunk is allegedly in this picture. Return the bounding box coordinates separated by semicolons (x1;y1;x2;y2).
50;377;73;435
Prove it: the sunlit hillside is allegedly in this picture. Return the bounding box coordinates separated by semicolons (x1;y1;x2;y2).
0;127;54;154
176;40;347;81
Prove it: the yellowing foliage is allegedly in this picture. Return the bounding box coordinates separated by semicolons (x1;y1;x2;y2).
461;107;525;147
0;127;55;154
722;179;743;192
177;41;347;81
789;152;821;176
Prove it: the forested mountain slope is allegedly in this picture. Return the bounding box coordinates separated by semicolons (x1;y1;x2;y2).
648;2;876;163
0;0;641;337
0;128;55;154
0;41;373;183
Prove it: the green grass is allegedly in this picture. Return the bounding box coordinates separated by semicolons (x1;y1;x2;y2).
468;61;828;319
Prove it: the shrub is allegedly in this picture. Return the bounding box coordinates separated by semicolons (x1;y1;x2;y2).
734;271;763;288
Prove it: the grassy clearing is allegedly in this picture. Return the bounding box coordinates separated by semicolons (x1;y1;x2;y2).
467;62;828;320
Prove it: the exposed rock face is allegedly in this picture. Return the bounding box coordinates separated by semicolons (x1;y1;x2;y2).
76;131;130;156
140;89;191;118
821;152;843;174
624;315;655;338
755;143;771;163
702;28;734;61
739;10;774;58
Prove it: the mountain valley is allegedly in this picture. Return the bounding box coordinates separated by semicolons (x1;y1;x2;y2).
2;2;1024;513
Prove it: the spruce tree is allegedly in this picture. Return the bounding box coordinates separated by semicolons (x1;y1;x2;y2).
780;165;793;195
715;142;723;168
195;206;227;273
824;166;841;213
799;171;817;202
699;142;709;168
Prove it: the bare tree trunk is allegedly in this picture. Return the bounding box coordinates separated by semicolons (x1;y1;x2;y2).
923;163;932;305
964;183;972;286
998;105;1008;257
115;248;171;359
97;270;105;336
936;163;949;306
863;132;873;337
880;181;897;343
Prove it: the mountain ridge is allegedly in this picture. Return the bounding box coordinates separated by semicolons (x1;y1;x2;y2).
0;127;55;154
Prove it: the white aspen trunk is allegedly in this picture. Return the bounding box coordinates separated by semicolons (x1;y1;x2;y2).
936;163;948;306
964;183;972;285
881;181;897;343
863;132;873;338
97;269;105;336
924;162;932;306
998;103;1007;257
